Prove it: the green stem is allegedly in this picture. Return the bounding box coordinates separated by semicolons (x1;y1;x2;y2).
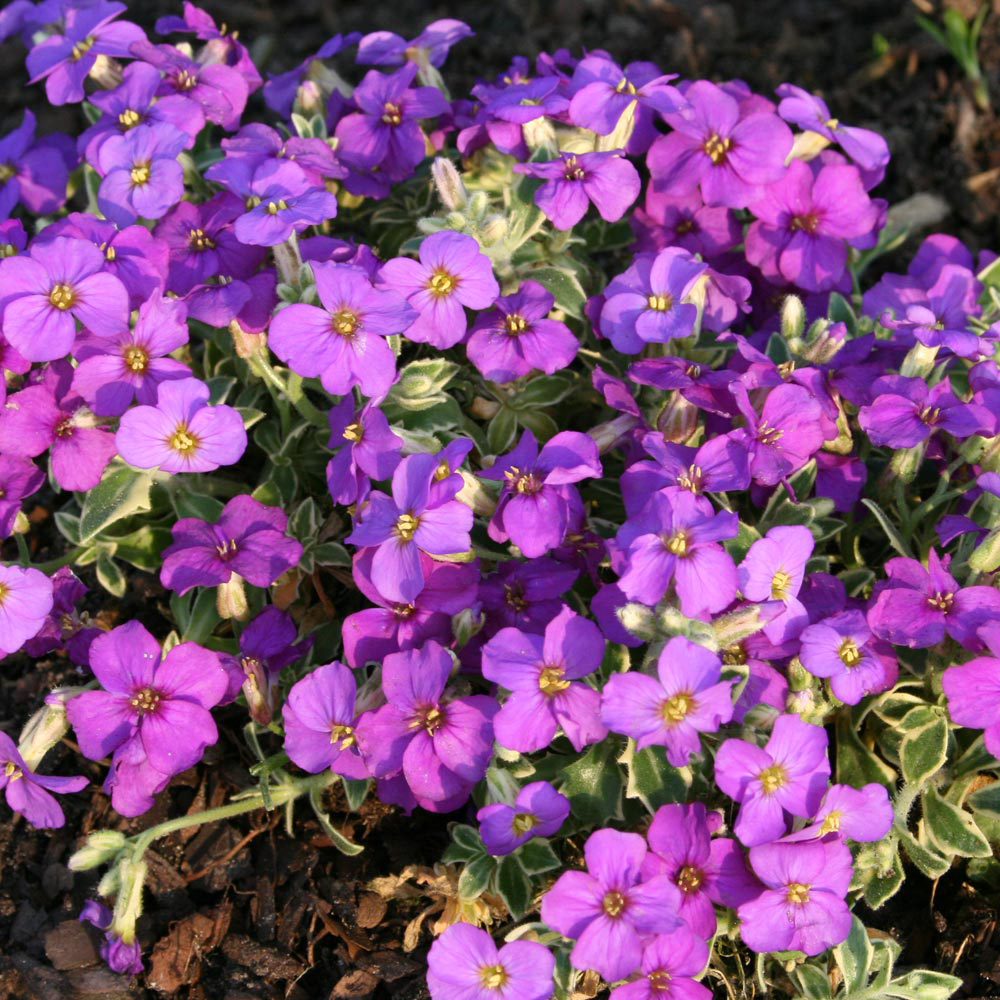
14;531;31;566
35;545;90;574
285;372;328;427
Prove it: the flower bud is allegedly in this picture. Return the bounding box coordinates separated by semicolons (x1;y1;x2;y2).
617;603;658;641
68;831;127;872
780;294;806;342
456;470;497;517
431;157;468;212
656;392;699;443
786;129;831;163
899;342;939;378
712;603;777;650
216;573;249;621
484;766;520;806
111;857;148;945
17;692;73;770
294;80;325;117
452;607;485;648
588;413;640;454
969;527;1000;574
228;319;269;361
478;213;508;246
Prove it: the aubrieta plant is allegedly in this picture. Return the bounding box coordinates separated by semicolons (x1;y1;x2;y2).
1;2;998;998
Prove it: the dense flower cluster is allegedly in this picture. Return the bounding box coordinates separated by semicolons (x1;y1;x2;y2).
0;4;996;998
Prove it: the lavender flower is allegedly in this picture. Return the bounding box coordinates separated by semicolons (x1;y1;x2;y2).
477;781;570;855
738;526;814;644
942;627;1000;758
326;397;403;506
609;928;711;1000
0;110;70;217
783;782;894;843
0;455;43;538
79;902;143;976
0;730;86;829
858;376;985;448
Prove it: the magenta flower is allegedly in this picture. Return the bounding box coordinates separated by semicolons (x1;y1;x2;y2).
609;928;711;1000
649;80;793;208
0;730;86;829
868;551;1000;650
24;567;101;667
482;605;607;754
783;782;894;843
942;626;1000;758
326;397;403;506
65;622;230;817
26;2;145;105
738;526;814;644
0;455;43;538
614;490;739;617
631;187;742;259
513;151;642;231
283;662;368;779
477;781;570;856
467;280;578;383
746;161;880;292
541;828;682;983
79;902;143;976
641;803;758;939
480;430;602;558
599;249;707;354
0;110;70;218
799;610;898;705
269;261;412;399
354;641;499;813
427;923;554;1000
737;839;852;955
72;295;190;417
116;377;247;474
0;235;129;362
160;495;302;595
478;557;579;636
601;637;735;765
379;231;499;348
715;713;831;847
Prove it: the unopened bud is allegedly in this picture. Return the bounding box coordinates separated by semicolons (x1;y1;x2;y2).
228;320;268;361
456;469;497;517
900;342;939;378
712;603;778;650
786;129;831;164
617;603;657;641
452;607;485;648
589;413;640;454
597;103;637;153
432;158;468;212
294;80;325;117
68;831;127;872
656;393;699;443
886;442;927;485
479;214;508;246
780;294;806;342
17;692;73;770
969;527;1000;574
111;857;148;945
216;573;249;621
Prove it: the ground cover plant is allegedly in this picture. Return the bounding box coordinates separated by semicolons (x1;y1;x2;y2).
0;2;999;998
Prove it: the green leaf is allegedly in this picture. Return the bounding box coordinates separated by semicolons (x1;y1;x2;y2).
863;858;905;910
529;265;587;317
79;465;154;542
900;715;948;787
487;407;518;454
312;542;351;568
515;838;560;875
54;511;82;544
495;855;532;919
392;358;459;400
442;824;488;864
95;551;126;597
835;713;896;789
834;916;874;994
922;786;992;858
341;778;370;812
308;787;363;856
896;828;950;878
517;408;559;441
789;963;832;999
967;780;1000;821
171;491;224;522
861;499;914;559
512;373;576;410
560;741;622;828
111;525;171;572
883;968;963;1000
169;587;220;645
457;855;496;900
621;742;689;814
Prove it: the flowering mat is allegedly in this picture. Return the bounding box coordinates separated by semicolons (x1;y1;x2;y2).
2;1;1000;999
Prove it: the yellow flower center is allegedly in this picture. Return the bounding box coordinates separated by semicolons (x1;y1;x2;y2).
504;313;528;336
342;422;362;442
69;35;96;62
703;133;732;164
265;199;289;215
394;513;420;542
647;293;673;311
790;213;819;233
123;346;149;374
479;964;508;990
511;812;537;835
168;424;199;456
3;761;22;781
0;163;15;183
562;155;586;181
427;269;458;297
676;464;704;493
786;881;811;904
927;591;954;612
381;102;402;125
332;309;360;337
188;228;215;251
602;890;627;918
538;665;570;697
130;162;151;186
0;583;8;607
648;970;673;993
664;530;689;556
118;109;142;128
48;283;76;311
771;570;792;600
661;692;694;724
819;810;842;835
758;764;788;794
130;686;161;715
722;643;746;665
676;864;703;894
758;421;784;446
838;638;862;667
615;77;637;95
176;69;198;91
329;723;355;750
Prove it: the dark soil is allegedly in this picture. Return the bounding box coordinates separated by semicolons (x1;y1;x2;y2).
2;1;1000;997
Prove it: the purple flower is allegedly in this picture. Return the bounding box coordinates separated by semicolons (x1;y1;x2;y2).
347;452;473;604
715;714;831;847
859;376;986;448
467;280;578;383
540;828;681;982
482;605;607;753
614;490;739;617
379;232;499;348
631;187;741;259
160;495;302;594
334;63;449;181
65;622;229;817
358;20;473;69
0;235;129;362
24;567;101;666
354;641;498;813
427;923;554;1000
79;902;143;976
0;110;70;218
262;33;360;117
943;626;1000;758
746;161;880;292
477;781;570;855
481;430;602;558
0;730;85;829
513;151;641;231
868;551;1000;650
737;839;852;955
0;455;43;538
783;782;894;843
599;249;707;354
799;610;898;705
0;362;118;492
283;662;368;779
642;803;758;939
72;295;190;416
478;557;579;636
96;123;187;227
738;526;814;644
609;928;711;1000
326;398;403;505
116;377;247;474
601;637;735;765
649;80;793;208
26;2;145;106
269;261;412;399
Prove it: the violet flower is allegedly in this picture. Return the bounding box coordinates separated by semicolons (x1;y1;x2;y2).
79;902;143;976
466;280;578;383
477;780;570;856
357;20;473;69
326;397;403;506
116;377;247;474
942;626;1000;758
609;928;711;1000
160;494;302;594
513;151;642;231
715;713;831;847
480;429;602;558
478;557;579;636
0;455;43;538
783;782;894;843
0;110;70;217
283;662;368;779
0;235;129;362
24;567;101;667
540;828;682;983
738;526;814;644
269;261;413;400
0;564;53;657
737;839;852;955
0;729;85;829
354;641;498;813
427;923;554;1000
601;637;735;765
65;621;230;817
378;231;499;349
262;33;360;117
482;605;607;753
631;187;742;259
